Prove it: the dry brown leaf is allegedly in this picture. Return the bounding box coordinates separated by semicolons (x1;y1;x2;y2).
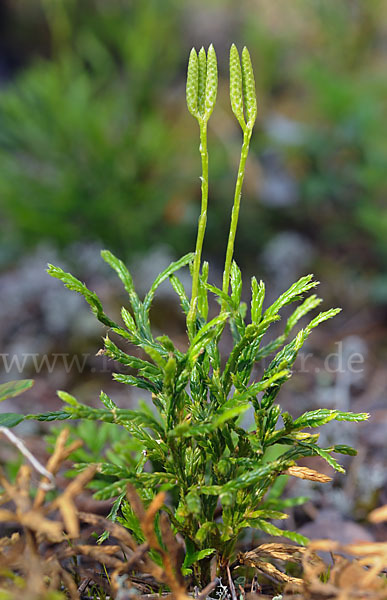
247;557;303;585
284;537;387;600
343;542;387;557
285;466;332;483
55;496;79;538
369;505;387;523
34;427;82;509
15;464;31;507
51;464;97;538
160;512;185;585
142;491;166;552
337;561;384;591
20;510;64;542
241;543;306;563
0;467;19;503
308;539;340;552
238;549;304;585
126;483;147;521
0;507;64;542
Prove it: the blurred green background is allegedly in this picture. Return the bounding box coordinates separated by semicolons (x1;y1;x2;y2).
0;0;386;537
0;0;386;305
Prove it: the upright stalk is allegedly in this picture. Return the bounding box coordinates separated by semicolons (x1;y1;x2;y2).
188;123;209;337
221;127;252;309
222;44;257;311
185;44;217;337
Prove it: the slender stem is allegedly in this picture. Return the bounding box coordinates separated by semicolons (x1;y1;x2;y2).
188;121;209;337
221;127;252;310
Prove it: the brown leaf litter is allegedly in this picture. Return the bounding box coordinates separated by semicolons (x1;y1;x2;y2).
283;537;387;599
0;428;386;599
0;428;190;600
284;466;332;483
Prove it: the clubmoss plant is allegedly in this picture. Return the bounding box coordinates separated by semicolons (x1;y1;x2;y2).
1;44;368;586
186;44;217;337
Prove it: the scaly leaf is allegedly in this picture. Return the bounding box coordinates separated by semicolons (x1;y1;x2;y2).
143;253;194;314
47;264;117;328
0;413;25;427
252;519;308;546
0;379;34;402
264;275;319;320
251;277;265;324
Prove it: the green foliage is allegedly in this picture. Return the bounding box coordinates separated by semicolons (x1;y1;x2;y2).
241;2;387;298
0;379;34;403
0;0;183;257
1;1;386;305
3;44;368;585
0;380;35;429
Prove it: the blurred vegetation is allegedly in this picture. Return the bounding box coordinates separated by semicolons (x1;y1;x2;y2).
0;0;387;305
0;0;189;262
242;1;387;304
